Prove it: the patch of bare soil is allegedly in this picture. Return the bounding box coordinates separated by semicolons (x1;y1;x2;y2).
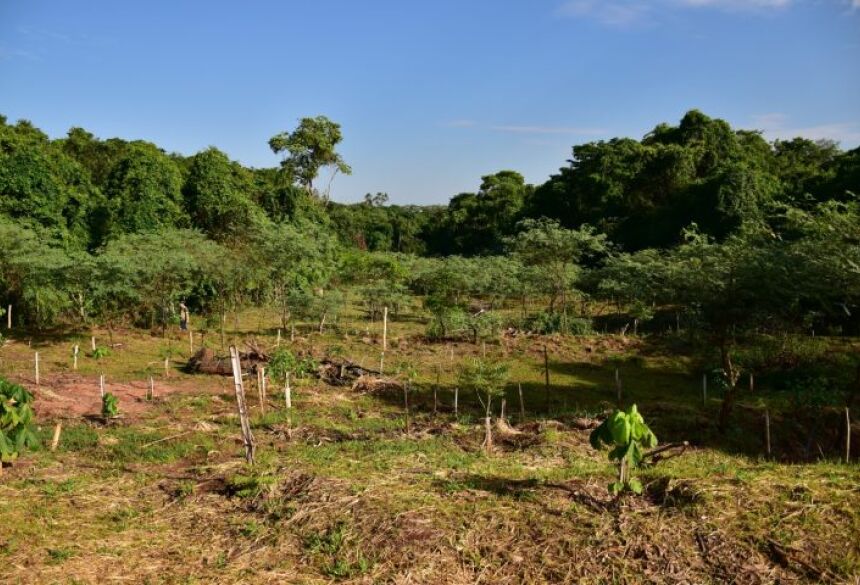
21;373;212;420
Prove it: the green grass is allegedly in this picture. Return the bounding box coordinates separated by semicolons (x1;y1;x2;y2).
0;306;858;583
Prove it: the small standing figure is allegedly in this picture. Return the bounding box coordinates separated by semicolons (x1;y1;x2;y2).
179;301;190;332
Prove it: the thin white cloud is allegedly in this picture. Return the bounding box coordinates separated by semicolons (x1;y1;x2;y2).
751;113;860;146
556;1;652;26
556;0;793;26
0;46;40;61
676;0;791;8
441;119;477;128
490;125;607;135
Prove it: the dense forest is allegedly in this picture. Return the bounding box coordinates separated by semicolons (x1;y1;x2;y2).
1;109;859;428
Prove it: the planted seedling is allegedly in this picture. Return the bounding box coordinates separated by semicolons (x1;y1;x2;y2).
0;377;39;463
590;404;657;495
91;346;111;360
101;392;120;419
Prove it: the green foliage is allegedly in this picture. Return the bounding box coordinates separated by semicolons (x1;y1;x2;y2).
268;348;298;382
269;116;351;197
103;141;185;236
90;346;110;360
523;312;593;335
457;358;509;417
101;392;119;418
590;404;657;495
0;378;39;462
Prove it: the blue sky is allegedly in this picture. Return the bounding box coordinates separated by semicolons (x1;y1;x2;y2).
1;0;858;204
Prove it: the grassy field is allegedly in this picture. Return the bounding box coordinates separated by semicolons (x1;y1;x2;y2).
1;304;858;584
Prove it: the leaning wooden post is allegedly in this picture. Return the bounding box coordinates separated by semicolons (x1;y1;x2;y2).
518;382;526;421
73;345;79;370
764;408;771;459
34;352;40;386
50;422;62;452
543;345;550;413
229;345;256;464
702;373;708;408
846;407;851;464
382;306;388;352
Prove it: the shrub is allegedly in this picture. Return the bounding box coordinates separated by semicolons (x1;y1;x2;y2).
0;378;39;463
524;311;592;335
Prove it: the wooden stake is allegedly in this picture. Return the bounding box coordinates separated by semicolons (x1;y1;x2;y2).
50;422;62;452
379;352;385;376
433;366;440;416
73;344;79;370
164;357;169;377
846;407;851;464
518;382;525;421
543;345;550;413
99;373;105;398
702;373;708;408
291;324;295;342
482;341;486;357
277;329;281;346
500;398;507;421
148;376;154;401
257;368;266;415
403;382;410;434
91;336;96;351
285;372;293;441
454;387;459;417
188;329;193;353
765;408;771;459
34;352;40;386
6;304;10;329
229;345;256;464
382;306;388;351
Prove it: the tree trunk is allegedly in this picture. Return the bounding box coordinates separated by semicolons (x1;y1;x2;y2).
717;340;740;432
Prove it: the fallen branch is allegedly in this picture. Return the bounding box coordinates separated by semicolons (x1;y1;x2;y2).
141;430;195;449
644;441;689;465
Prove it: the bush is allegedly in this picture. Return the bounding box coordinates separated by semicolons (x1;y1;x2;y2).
0;378;39;462
524;311;592;335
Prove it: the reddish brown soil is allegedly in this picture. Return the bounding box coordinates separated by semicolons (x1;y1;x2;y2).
11;373;218;420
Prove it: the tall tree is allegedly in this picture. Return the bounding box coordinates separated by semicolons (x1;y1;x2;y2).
268;116;351;199
103;142;186;236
